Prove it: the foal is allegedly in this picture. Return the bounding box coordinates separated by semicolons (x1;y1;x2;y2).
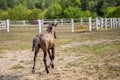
32;23;57;73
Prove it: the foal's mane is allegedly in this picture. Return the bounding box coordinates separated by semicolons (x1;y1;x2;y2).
46;23;57;39
47;23;55;32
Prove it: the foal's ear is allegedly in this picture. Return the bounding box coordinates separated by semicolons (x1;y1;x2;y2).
51;23;55;26
54;23;57;27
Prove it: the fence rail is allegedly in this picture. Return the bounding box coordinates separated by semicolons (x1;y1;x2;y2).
0;17;120;33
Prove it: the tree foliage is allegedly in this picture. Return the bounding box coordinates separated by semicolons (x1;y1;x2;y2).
1;5;31;20
64;7;82;18
105;6;120;17
27;8;42;20
45;3;62;19
0;0;120;20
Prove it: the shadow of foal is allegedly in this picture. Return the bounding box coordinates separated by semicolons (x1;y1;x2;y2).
32;23;57;74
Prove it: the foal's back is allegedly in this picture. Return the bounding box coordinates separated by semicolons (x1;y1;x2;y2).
36;33;55;51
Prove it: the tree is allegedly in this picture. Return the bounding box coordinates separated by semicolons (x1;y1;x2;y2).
104;6;120;17
38;10;46;19
116;0;120;6
27;8;42;20
83;10;91;18
7;5;30;20
0;0;7;10
112;6;120;17
35;0;58;10
26;0;36;9
104;7;116;17
45;3;62;19
96;0;117;16
0;11;8;19
88;0;97;13
0;0;119;19
59;0;81;9
81;0;89;11
64;6;83;18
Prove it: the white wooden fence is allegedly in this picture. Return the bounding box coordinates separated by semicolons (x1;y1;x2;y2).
89;18;120;32
0;20;10;32
0;18;120;33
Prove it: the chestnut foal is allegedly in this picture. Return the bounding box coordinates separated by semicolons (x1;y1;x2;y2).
32;23;57;73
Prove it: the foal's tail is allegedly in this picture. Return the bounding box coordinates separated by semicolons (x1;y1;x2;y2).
32;37;40;52
32;38;35;52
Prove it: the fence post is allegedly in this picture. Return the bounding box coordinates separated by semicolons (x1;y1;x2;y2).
114;18;116;28
118;18;120;27
116;18;118;27
41;19;44;26
105;18;107;29
6;19;10;32
2;21;5;29
117;18;118;27
61;18;63;26
115;18;117;27
101;18;103;28
89;17;92;32
110;18;113;28
80;18;83;26
55;19;57;24
71;18;74;32
96;17;98;30
38;19;42;33
23;20;25;26
112;18;115;28
114;18;116;27
1;21;3;29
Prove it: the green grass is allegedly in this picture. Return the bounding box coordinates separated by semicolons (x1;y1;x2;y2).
11;64;24;69
63;41;120;60
0;26;120;52
0;43;31;50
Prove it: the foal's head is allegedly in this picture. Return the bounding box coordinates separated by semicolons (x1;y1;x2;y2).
47;23;57;39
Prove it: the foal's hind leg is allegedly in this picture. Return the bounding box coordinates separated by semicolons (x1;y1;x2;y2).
51;47;55;68
32;47;39;73
43;51;49;73
48;49;53;68
48;49;52;59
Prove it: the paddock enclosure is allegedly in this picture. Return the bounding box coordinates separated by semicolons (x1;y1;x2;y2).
0;18;120;80
0;18;120;33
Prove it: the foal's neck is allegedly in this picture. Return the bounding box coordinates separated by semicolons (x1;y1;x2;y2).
47;30;55;37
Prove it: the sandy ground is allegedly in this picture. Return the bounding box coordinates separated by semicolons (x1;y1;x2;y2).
0;39;120;80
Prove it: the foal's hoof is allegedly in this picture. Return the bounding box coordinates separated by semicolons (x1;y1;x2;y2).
46;69;49;74
51;64;54;69
46;71;49;74
32;69;35;73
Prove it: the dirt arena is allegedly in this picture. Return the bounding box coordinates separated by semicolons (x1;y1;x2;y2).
0;27;120;80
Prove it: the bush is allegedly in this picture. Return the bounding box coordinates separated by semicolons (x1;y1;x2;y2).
27;8;42;20
105;6;120;17
91;12;98;18
0;11;9;19
83;10;91;18
64;7;83;18
104;7;116;17
38;9;47;19
7;5;30;20
45;3;62;19
64;7;91;18
112;6;120;17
